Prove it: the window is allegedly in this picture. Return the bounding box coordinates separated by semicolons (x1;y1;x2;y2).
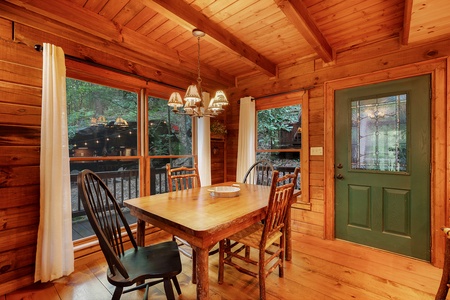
148;96;194;195
351;94;407;172
255;91;310;209
67;78;139;241
256;104;302;187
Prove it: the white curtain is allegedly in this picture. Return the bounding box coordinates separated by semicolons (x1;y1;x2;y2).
236;96;256;182
196;92;212;186
35;43;74;282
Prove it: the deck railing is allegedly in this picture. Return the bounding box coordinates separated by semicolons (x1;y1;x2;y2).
71;167;171;218
71;166;298;218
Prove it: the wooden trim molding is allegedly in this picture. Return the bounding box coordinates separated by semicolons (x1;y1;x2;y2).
324;58;447;267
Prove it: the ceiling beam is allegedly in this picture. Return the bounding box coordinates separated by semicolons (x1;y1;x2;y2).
401;0;413;45
145;0;277;77
275;0;333;63
3;0;234;88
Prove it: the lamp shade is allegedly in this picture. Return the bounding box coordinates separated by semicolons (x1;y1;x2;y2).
213;90;229;106
168;92;183;108
184;84;201;103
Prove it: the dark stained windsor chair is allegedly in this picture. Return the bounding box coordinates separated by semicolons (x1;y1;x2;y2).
242;159;274;186
77;169;182;300
218;168;300;300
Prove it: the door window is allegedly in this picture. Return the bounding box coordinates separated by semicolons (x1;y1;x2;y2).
351;94;407;172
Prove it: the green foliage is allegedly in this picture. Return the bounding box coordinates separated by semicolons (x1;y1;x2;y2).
257;105;301;149
66;78;137;140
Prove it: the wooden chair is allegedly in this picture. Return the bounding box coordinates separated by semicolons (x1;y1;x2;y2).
436;227;450;299
166;163;201;191
218;168;300;300
242;159;274;186
77;169;182;300
241;159;275;257
166;163;217;283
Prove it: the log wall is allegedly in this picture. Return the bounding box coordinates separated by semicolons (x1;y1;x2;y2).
0;17;42;293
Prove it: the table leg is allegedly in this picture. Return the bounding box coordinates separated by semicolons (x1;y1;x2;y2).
136;219;145;247
193;246;209;300
286;207;292;261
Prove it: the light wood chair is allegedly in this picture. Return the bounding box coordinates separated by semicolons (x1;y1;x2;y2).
435;227;450;300
242;159;275;257
166;163;201;192
242;159;274;186
218;168;300;300
77;169;182;300
166;163;218;283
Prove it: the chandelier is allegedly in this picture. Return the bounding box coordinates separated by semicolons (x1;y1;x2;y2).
168;29;229;118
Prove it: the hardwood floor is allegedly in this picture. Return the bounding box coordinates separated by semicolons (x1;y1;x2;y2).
2;232;446;300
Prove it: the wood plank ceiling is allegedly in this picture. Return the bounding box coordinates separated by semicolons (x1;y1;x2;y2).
2;0;450;93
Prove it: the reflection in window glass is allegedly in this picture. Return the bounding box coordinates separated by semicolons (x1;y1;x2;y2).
67;78;138;157
351;94;407;172
148;97;192;158
148;97;194;195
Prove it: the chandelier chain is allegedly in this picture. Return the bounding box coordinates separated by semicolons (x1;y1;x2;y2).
197;36;202;90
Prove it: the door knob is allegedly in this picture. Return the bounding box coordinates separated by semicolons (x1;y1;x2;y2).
336;174;344;180
336;163;343;169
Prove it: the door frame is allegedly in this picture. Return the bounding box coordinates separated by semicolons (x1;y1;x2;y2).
324;58;447;266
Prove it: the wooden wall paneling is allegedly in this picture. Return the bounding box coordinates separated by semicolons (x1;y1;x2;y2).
233;38;450;104
0;17;13;39
232;38;450;247
0;126;40;146
0;103;41;126
0;146;40;166
11;23;191;91
0;32;41;294
0;61;41;88
211;138;225;184
0;185;40;209
0;82;42;106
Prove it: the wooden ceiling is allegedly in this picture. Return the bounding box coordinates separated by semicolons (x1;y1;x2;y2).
2;0;450;93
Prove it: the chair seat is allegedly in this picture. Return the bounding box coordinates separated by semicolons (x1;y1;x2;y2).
229;223;282;250
108;241;182;287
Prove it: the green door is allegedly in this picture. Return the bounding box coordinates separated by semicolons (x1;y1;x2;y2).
335;75;431;260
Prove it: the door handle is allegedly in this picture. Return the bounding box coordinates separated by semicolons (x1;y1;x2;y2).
336;174;344;180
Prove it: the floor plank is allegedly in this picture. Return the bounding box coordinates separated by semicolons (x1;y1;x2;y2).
3;232;446;299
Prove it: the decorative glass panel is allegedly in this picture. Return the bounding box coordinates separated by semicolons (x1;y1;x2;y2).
351;94;407;172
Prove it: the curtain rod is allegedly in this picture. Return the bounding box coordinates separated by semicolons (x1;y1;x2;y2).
34;44;185;91
238;86;315;104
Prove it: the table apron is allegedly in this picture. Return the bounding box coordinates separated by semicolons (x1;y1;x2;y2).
129;208;265;249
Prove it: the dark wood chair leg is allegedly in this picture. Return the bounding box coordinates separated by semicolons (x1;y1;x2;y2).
112;286;123;300
172;276;182;295
163;279;175;300
436;233;450;300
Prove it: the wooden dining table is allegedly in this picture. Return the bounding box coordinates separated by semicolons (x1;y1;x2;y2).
124;182;294;300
